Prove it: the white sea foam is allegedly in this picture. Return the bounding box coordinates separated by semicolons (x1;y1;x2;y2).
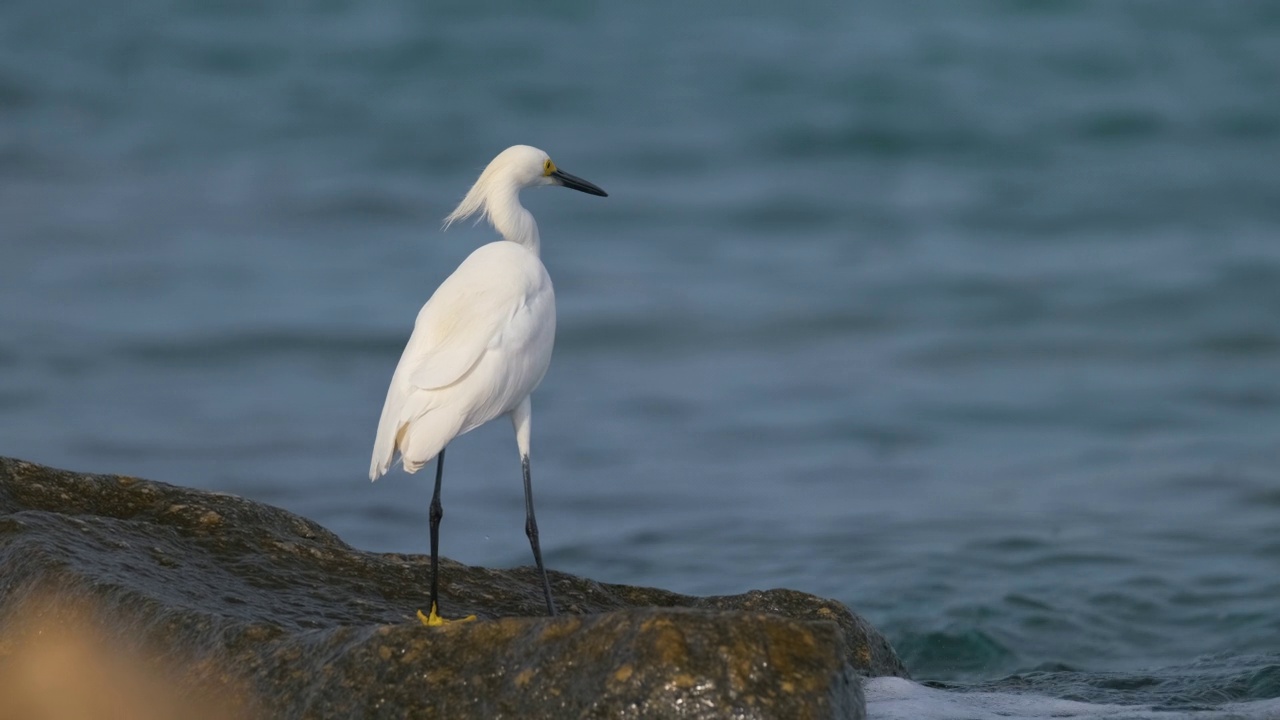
865;677;1280;720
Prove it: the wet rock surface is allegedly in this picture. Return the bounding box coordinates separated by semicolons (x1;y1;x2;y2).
0;457;907;719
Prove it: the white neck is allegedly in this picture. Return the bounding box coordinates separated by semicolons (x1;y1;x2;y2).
487;185;540;256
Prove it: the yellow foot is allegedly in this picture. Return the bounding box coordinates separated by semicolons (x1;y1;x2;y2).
417;603;477;627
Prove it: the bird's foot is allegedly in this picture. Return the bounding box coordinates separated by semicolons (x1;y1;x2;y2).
417;603;477;627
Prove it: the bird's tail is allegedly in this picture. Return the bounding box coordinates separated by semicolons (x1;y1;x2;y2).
368;422;400;481
369;390;463;481
399;405;465;474
369;382;414;481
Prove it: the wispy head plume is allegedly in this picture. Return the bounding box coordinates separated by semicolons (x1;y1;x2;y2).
442;153;514;230
439;146;543;253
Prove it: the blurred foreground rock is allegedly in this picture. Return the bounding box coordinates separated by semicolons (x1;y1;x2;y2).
0;457;907;719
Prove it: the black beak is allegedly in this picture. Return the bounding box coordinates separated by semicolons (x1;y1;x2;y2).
550;169;608;197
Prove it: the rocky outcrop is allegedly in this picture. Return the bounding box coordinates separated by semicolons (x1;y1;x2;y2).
0;457;907;719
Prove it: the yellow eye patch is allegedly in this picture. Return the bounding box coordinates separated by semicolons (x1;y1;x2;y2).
543;158;556;176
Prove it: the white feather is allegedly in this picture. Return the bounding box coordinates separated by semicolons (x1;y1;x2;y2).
369;145;591;481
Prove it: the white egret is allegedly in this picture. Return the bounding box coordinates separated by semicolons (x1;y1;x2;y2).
369;145;607;626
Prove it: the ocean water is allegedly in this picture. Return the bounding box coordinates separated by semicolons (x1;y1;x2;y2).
3;1;1279;716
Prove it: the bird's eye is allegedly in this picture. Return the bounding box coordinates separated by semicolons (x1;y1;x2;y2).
543;158;555;176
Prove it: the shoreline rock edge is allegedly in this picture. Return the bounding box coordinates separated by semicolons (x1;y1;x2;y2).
0;456;907;719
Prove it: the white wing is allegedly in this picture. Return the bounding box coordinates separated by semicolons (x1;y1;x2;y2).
369;242;554;479
404;280;519;391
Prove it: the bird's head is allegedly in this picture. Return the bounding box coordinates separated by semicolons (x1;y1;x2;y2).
444;145;607;232
492;145;609;196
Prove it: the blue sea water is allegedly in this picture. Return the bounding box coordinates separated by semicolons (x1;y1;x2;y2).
2;1;1279;716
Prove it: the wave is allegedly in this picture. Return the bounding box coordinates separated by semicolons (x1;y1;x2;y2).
867;671;1280;720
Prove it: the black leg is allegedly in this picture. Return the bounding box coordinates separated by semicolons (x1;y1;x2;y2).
522;454;557;616
429;447;446;617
